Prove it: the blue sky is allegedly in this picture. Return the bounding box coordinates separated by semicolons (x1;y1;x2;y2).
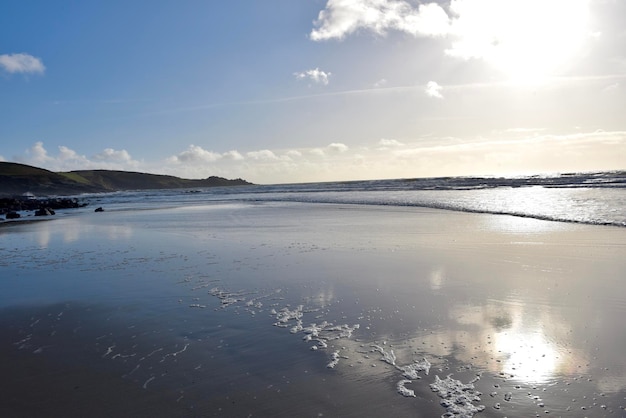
1;0;625;183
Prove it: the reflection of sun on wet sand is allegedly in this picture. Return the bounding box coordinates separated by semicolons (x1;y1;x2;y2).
441;302;588;384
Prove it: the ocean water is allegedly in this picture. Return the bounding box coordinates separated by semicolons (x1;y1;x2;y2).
81;171;626;227
1;172;626;417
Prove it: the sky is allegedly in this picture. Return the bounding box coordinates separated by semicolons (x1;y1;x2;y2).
1;0;625;184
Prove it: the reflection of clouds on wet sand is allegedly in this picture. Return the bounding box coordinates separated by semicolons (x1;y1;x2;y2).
426;300;590;384
68;222;134;242
309;284;336;309
36;227;51;248
100;224;134;241
429;266;445;291
29;218;135;248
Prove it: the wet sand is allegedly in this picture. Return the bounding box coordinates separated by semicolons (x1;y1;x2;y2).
1;202;625;417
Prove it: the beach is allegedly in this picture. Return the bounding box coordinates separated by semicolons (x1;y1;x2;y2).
1;201;626;417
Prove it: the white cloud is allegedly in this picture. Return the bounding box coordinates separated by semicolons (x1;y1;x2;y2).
425;80;443;98
23;141;52;165
93;148;133;163
0;53;45;74
168;146;247;165
373;78;388;88
169;145;222;163
223;150;244;160
401;2;452;37
309;143;349;156
327;142;349;153
378;138;404;147
294;68;332;85
503;127;546;134
310;0;450;41
286;150;303;158
57;146;91;166
309;148;326;157
15;142;141;172
58;146;81;160
246;149;279;160
602;82;620;93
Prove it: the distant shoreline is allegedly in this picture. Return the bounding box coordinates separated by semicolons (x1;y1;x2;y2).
0;161;253;197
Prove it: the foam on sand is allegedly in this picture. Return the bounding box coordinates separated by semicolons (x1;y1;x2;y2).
397;379;416;397
399;358;431;380
188;283;485;416
371;344;439;404
204;286;360;373
327;351;341;369
430;375;485;418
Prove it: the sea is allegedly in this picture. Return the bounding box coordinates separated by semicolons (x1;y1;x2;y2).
79;170;626;227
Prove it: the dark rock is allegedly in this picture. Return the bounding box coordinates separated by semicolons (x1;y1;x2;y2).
6;212;20;219
35;208;55;216
1;197;87;214
94;207;104;212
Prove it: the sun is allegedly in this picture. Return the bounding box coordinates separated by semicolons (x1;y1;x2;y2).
493;0;590;84
448;0;591;85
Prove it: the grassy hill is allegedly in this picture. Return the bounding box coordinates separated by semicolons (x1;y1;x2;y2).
66;170;250;190
0;162;106;196
0;162;251;196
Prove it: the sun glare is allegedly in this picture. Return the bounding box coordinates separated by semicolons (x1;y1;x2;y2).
494;330;560;384
450;0;591;85
496;0;589;84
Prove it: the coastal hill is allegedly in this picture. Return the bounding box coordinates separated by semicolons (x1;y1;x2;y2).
0;162;252;197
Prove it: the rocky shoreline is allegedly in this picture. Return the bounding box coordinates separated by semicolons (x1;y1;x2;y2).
0;196;88;220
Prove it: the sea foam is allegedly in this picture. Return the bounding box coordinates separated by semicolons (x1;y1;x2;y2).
430;375;485;418
191;283;484;416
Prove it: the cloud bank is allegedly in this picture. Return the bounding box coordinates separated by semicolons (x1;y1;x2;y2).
16;142;140;172
13;131;625;185
0;53;45;74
